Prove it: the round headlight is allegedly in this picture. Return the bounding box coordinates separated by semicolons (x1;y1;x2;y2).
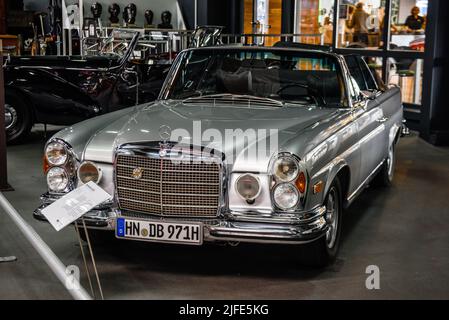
273;183;299;210
273;155;299;182
46;167;69;192
45;142;68;166
78;161;102;184
236;174;261;201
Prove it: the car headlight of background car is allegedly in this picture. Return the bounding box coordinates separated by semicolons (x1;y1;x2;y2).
43;139;77;193
271;153;307;211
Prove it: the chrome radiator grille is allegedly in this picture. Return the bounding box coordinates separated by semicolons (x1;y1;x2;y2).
115;153;221;217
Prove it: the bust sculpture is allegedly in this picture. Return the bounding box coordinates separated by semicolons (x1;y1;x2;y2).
108;3;120;24
144;9;154;26
158;10;173;29
91;2;103;19
123;3;137;25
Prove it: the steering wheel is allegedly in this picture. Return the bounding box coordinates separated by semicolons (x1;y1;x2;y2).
276;83;309;95
276;83;323;106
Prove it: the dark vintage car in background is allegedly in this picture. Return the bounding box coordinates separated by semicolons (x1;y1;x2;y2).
3;29;171;143
3;26;224;144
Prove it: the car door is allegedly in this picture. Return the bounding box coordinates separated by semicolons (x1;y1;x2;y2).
355;56;403;150
345;56;388;181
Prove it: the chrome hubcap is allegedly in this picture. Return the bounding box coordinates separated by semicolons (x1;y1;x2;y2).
325;189;339;249
4;104;17;131
387;144;394;179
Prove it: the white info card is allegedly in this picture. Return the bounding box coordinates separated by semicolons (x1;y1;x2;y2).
41;181;112;231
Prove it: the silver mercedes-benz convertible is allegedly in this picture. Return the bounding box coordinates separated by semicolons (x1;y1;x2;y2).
34;46;404;266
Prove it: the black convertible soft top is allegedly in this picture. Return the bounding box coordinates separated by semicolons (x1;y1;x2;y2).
7;55;120;69
273;41;332;52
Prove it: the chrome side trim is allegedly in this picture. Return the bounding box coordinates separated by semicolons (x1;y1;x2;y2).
347;159;385;202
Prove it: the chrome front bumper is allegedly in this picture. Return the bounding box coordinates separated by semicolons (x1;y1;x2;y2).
34;193;328;244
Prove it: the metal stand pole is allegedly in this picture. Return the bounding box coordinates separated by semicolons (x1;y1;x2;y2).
0;55;13;191
74;223;95;298
73;218;105;300
0;192;92;300
2;53;17;263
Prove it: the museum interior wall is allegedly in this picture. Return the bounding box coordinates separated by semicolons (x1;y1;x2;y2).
22;0;179;27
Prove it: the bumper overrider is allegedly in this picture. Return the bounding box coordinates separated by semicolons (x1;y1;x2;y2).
33;192;328;244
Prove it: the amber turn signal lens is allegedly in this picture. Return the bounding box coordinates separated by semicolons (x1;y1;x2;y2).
313;181;324;194
295;172;306;193
43;155;50;174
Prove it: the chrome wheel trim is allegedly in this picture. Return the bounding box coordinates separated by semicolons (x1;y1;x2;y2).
325;188;339;249
4;104;18;131
387;144;395;180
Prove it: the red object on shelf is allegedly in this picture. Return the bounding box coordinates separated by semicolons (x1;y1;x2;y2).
410;37;425;51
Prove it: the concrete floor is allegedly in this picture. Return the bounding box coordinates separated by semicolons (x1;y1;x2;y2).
1;127;449;300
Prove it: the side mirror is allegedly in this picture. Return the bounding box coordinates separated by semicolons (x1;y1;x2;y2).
360;90;377;101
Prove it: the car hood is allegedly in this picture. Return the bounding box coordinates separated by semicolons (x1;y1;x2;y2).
82;100;339;171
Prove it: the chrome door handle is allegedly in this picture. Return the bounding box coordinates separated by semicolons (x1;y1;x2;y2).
377;117;388;123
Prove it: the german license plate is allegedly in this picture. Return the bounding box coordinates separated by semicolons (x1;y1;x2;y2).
115;217;203;245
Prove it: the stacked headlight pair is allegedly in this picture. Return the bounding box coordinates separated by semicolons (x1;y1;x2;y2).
271;153;307;211
45;141;71;192
44;140;101;193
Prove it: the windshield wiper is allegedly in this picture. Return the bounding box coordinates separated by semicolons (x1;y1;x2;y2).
182;93;284;108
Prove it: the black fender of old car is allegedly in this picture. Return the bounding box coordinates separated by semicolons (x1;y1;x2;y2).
4;65;103;126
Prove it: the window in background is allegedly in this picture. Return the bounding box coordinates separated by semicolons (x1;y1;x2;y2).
363;56;384;86
336;0;385;49
387;58;423;104
389;0;427;51
243;0;282;46
294;0;334;45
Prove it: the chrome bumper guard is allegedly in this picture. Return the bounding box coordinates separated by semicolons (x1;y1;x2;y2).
34;193;327;244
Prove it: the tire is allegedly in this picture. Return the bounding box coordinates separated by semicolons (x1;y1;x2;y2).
298;177;343;267
4;91;32;144
372;142;396;187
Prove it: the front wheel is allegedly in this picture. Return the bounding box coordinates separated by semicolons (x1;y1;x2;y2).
4;91;32;144
298;177;343;267
372;142;396;187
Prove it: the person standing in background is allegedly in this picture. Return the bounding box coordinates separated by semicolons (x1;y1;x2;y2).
405;6;425;31
321;16;333;46
346;2;370;45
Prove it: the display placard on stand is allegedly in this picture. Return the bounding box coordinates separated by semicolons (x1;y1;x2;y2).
42;181;112;300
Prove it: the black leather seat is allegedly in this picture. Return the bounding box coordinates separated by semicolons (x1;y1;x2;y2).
306;72;342;105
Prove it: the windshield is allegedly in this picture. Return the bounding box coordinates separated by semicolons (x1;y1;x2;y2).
164;49;347;107
88;30;139;59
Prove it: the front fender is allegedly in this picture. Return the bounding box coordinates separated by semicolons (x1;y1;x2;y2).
52;106;138;160
389;122;401;146
307;157;349;208
5;67;101;125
